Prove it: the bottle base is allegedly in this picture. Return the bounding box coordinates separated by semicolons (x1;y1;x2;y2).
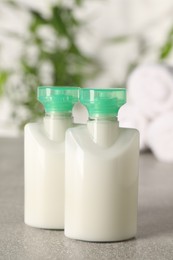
65;231;136;243
24;220;64;230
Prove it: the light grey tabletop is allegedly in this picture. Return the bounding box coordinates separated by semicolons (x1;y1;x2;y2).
0;138;173;260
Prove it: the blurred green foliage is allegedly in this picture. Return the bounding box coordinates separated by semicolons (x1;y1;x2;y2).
0;1;173;129
1;0;100;128
0;71;8;96
159;27;173;59
109;23;173;87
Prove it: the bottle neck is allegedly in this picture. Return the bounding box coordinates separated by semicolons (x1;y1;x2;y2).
44;112;73;142
87;116;119;148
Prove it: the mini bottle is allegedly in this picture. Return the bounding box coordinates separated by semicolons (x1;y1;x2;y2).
65;88;139;242
24;86;79;229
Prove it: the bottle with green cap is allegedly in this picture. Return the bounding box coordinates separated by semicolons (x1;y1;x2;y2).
65;88;139;242
24;86;79;229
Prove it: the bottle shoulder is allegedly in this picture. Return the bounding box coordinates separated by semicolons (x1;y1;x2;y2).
67;125;139;138
66;125;139;156
25;122;64;150
121;127;139;135
25;122;41;130
25;122;43;136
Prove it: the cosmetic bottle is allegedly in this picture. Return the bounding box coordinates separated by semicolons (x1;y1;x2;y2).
24;86;79;229
65;88;139;241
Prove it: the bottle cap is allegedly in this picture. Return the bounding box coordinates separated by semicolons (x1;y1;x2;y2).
37;86;79;113
80;88;126;118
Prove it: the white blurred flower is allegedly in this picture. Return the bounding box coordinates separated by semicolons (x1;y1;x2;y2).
39;61;54;85
25;44;39;66
6;74;28;101
0;97;20;136
14;0;59;17
37;25;57;51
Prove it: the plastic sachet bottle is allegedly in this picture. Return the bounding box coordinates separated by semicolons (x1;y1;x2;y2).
65;88;139;242
24;86;79;229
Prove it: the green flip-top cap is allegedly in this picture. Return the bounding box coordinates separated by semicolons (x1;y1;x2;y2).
80;88;126;118
37;86;79;113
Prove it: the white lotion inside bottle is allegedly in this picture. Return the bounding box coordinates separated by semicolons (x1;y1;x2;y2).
24;86;79;229
65;88;139;242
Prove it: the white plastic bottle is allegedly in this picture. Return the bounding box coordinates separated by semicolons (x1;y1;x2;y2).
65;88;139;242
24;86;79;229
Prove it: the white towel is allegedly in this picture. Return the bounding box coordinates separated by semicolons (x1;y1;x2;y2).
147;112;173;162
118;104;148;150
127;64;173;120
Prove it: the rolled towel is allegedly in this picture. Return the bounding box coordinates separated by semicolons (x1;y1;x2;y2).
147;112;173;162
118;103;148;150
127;64;173;119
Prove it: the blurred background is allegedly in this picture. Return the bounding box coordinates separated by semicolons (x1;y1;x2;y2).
0;0;173;161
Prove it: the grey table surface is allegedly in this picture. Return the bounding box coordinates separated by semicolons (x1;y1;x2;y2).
0;138;173;260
